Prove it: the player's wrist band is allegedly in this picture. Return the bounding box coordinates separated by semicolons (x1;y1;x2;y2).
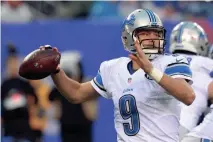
148;67;163;83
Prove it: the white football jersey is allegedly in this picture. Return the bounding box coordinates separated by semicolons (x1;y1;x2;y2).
91;54;192;142
179;55;213;131
187;104;213;140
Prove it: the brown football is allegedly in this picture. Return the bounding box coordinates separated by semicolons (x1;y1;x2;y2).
19;48;61;80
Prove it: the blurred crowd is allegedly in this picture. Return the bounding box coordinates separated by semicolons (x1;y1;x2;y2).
1;1;213;23
1;44;97;142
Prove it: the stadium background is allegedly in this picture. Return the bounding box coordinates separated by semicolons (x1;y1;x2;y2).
1;1;213;142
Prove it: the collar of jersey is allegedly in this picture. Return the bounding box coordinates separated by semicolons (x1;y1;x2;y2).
127;61;138;75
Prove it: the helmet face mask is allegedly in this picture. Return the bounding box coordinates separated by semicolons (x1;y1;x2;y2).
133;28;166;55
121;9;166;60
139;39;164;54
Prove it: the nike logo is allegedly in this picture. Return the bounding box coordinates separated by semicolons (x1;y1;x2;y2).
176;58;183;63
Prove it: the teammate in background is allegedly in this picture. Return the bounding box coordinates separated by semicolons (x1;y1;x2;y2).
181;44;213;142
169;21;213;141
40;9;195;142
182;81;213;142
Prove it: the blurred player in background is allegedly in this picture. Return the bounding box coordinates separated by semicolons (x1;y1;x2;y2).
181;44;213;142
48;51;97;142
40;9;195;142
1;43;38;142
182;81;213;142
169;21;213;141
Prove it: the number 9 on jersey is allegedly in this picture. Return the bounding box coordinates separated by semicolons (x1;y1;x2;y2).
119;94;140;136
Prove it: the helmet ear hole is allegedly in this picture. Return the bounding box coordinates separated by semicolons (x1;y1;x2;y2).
200;46;204;51
122;36;128;45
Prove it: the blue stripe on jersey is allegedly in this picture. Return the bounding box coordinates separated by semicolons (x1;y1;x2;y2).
93;72;106;91
202;139;211;142
164;64;192;77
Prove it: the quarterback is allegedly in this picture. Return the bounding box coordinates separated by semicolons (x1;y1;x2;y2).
40;9;195;142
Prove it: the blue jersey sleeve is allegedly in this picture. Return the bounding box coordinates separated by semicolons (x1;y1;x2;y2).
93;70;106;92
90;61;112;99
164;55;193;84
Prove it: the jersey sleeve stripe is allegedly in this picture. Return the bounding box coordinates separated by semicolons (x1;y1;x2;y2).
169;74;193;85
167;62;189;67
169;73;192;78
165;64;192;77
95;72;104;86
93;77;106;92
90;80;110;99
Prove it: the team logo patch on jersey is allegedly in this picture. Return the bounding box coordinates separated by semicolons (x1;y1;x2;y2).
145;74;153;80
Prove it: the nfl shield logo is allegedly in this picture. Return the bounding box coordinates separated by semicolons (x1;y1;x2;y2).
128;78;132;83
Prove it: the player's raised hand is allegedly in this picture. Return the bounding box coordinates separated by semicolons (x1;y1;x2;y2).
129;40;153;73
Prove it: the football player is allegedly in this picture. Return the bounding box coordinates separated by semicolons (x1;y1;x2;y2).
181;44;213;142
169;21;213;142
183;81;213;142
40;9;195;142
